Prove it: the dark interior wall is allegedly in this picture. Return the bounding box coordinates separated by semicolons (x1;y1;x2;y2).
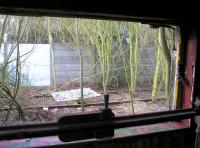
43;129;195;148
0;0;199;26
0;2;199;148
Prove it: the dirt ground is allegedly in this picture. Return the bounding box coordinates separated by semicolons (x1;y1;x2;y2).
0;84;168;126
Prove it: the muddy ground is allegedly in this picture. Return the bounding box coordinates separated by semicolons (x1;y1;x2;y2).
0;84;167;126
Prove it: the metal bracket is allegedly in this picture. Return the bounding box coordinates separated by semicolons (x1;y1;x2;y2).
58;94;115;142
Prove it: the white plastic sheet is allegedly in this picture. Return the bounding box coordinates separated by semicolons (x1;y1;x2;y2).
51;88;101;102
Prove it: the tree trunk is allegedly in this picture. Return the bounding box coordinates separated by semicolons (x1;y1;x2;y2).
152;47;161;102
159;27;171;107
48;18;56;89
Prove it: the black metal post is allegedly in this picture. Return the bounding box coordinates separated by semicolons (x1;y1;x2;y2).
104;94;109;109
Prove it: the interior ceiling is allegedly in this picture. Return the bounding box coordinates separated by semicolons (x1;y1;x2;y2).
0;0;198;26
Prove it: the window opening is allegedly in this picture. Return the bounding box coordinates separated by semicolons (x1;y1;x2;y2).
0;15;181;126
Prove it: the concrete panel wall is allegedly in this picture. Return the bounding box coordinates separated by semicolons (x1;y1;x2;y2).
53;43;157;86
53;43;95;85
